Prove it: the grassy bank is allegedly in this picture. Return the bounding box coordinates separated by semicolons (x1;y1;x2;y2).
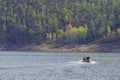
16;43;120;53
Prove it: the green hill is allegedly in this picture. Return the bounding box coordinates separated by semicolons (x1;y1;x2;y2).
0;0;120;50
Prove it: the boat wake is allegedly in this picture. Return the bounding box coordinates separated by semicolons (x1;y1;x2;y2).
69;60;97;65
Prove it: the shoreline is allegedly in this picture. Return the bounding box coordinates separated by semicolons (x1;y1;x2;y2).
1;48;120;53
0;43;120;53
0;49;120;53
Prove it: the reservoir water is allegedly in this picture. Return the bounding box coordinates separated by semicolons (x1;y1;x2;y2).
0;51;120;80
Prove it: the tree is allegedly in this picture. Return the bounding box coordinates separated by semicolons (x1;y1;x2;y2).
107;26;111;38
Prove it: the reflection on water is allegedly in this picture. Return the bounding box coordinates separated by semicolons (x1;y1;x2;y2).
0;51;120;80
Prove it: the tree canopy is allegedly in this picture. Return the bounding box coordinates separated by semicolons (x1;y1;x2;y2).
0;0;120;47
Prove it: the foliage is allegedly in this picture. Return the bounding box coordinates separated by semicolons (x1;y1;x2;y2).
0;0;120;47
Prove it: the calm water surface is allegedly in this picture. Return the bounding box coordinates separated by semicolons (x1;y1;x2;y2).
0;51;120;80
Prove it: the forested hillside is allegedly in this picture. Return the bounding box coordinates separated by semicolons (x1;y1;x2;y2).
0;0;120;47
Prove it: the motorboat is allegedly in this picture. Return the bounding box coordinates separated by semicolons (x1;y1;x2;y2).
82;56;91;63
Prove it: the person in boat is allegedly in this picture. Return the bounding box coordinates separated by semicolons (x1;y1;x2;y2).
82;56;91;62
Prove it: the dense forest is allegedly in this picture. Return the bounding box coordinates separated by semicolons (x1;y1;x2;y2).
0;0;120;47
